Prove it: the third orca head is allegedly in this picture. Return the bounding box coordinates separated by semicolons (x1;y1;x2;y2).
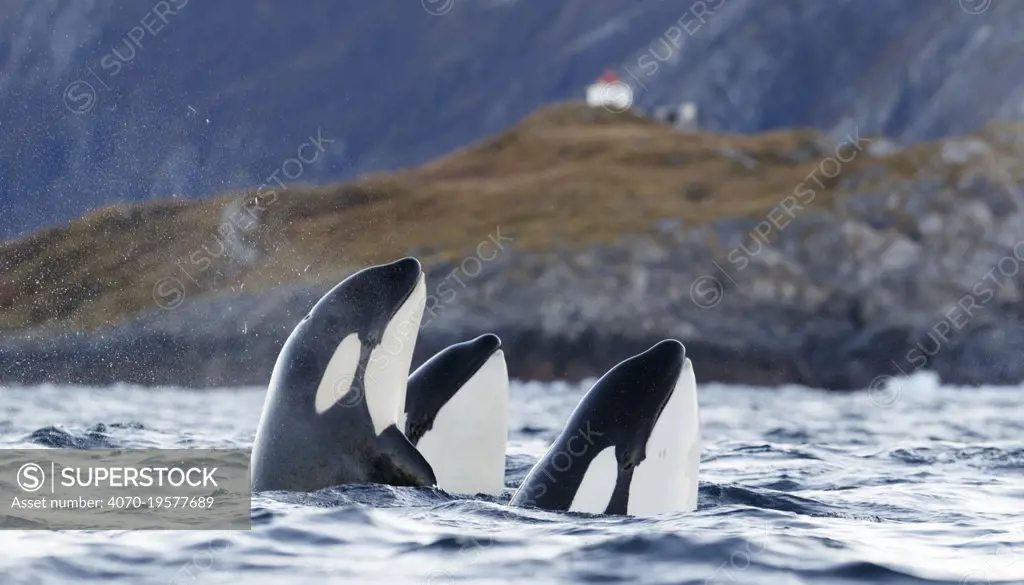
510;339;700;516
579;339;686;473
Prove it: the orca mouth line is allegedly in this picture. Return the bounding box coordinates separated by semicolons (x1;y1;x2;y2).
649;343;687;423
367;259;424;343
462;337;503;380
388;262;423;321
648;368;683;433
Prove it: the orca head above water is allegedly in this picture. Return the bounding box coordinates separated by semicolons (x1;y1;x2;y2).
510;339;701;516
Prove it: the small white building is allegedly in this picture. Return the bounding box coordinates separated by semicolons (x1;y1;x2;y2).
678;102;698;130
654;101;699;130
586;69;632;111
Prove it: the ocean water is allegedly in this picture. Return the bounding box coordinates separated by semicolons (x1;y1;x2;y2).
0;374;1021;585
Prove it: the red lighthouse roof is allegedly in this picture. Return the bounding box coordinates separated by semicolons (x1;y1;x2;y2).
598;69;620;84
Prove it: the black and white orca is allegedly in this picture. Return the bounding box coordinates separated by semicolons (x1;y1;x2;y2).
405;333;508;496
251;257;509;495
509;340;700;515
251;257;700;517
251;257;435;491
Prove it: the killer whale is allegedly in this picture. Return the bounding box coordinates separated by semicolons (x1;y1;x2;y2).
509;339;701;516
251;257;436;492
404;333;509;496
251;256;701;517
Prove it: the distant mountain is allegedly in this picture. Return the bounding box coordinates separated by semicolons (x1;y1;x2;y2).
1;0;1022;238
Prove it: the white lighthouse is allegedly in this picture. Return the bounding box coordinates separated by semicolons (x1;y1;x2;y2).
586;69;633;112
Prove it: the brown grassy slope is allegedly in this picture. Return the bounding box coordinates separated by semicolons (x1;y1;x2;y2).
2;102;1022;332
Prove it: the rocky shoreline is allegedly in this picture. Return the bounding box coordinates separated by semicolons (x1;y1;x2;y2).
2;280;1022;391
0;275;803;389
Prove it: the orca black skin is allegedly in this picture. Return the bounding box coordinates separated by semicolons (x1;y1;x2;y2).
404;333;503;446
509;340;686;514
251;257;437;492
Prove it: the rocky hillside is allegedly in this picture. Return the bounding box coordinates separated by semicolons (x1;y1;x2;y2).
2;0;1023;238
0;103;880;332
3;103;1024;389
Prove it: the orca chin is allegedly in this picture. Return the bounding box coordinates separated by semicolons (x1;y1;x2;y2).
509;339;701;517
